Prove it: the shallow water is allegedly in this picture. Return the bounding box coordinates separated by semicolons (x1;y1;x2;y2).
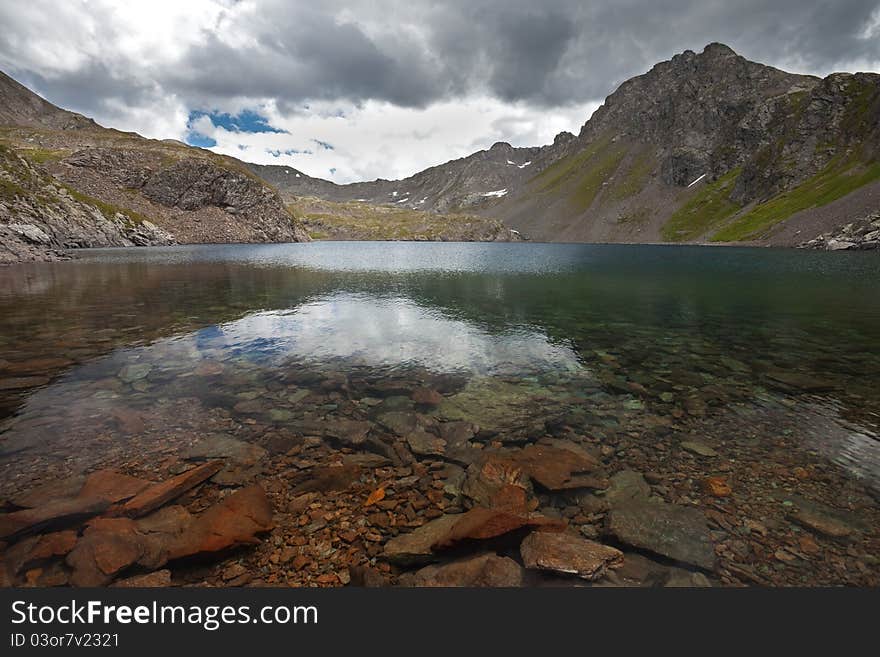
1;242;879;586
2;242;879;481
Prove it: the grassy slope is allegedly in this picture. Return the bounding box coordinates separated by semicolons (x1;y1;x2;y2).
662;169;742;241
289;197;510;240
711;158;880;242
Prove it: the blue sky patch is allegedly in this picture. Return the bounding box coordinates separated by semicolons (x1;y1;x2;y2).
313;139;334;150
185;131;217;148
187;109;286;134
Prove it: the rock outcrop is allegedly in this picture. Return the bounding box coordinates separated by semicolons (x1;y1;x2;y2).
0;70;309;263
799;213;880;250
0;145;173;263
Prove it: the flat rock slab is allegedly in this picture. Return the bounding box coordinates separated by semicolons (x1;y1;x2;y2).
406;430;447;457
78;469;152;503
399;553;524;587
120;461;223;518
490;444;607;491
607;500;716;571
382;513;462;566
323;419;372;446
604;470;651;508
168;485;273;559
0;497;110;540
520;531;623;580
11;475;87;509
432;507;566;550
787;497;859;538
185;434;266;485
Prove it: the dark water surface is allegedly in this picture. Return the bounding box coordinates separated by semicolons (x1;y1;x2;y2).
1;242;879;586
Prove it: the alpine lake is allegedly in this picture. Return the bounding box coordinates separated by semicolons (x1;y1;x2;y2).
1;241;878;587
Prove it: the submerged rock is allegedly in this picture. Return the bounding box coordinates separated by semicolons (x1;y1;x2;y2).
520;531;624;581
680;441;718;457
168;485;274;559
0;497;110;540
120;461;223;518
185;434;266;485
607;499;716;571
290;464;362;494
399;553;524;587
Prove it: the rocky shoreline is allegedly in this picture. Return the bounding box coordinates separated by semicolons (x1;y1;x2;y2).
799;213;880;251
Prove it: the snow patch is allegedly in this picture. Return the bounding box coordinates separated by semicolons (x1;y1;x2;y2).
481;189;508;198
507;160;532;168
687;173;707;188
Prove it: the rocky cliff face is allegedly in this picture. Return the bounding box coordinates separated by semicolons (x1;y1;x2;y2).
261;44;880;247
0;71;309;263
0;146;172;263
57;148;309;244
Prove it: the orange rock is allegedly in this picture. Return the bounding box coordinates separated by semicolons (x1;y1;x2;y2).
490;444;607;491
703;476;733;497
66;518;146;586
79;469;151;504
364;487;386;507
120;461;223;518
489;484;529;512
168;485;273;559
432;507;565;549
0;497;110;540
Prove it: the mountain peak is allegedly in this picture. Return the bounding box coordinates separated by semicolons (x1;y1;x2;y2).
701;42;738;58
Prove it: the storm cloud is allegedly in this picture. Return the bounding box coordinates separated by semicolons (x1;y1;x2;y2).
0;0;878;181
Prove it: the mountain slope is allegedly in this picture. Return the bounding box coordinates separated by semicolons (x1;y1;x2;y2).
263;44;880;246
0;71;308;262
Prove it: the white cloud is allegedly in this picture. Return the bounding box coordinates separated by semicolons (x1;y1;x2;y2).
200;97;599;183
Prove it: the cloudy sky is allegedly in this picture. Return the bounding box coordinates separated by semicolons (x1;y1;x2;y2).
1;0;879;183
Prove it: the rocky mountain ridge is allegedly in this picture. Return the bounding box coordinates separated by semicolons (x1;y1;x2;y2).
263;43;880;246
